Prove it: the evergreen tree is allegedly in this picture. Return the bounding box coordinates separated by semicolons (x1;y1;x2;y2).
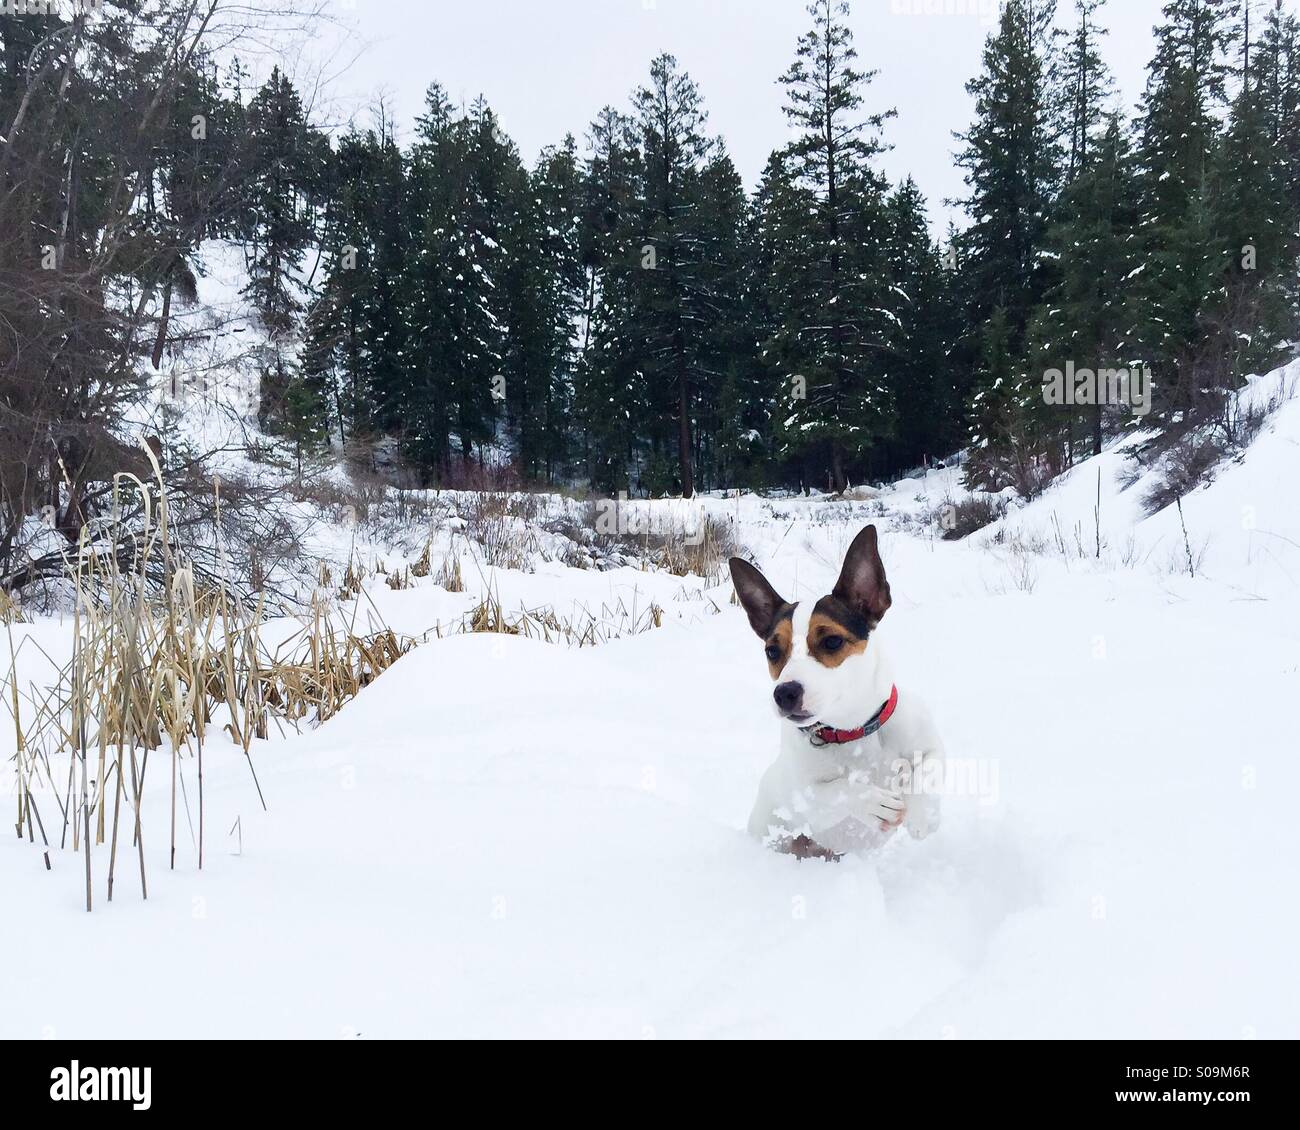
573;108;646;493
1128;0;1233;423
966;306;1042;492
1256;0;1300;326
753;152;820;491
239;68;326;436
240;68;322;341
631;53;716;496
400;86;506;477
882;178;963;471
954;0;1061;347
1060;0;1115;182
689;147;756;490
956;0;1061;489
1031;115;1141;458
1205;0;1300;393
773;0;897;491
1257;1;1300;213
501;138;583;480
301;124;408;451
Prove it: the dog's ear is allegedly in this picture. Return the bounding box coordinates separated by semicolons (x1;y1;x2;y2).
832;525;891;627
729;557;788;638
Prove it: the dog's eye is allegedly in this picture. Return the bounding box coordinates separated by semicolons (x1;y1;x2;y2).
765;644;782;662
822;635;845;653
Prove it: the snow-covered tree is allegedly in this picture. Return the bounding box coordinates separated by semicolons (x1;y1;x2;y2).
770;0;897;491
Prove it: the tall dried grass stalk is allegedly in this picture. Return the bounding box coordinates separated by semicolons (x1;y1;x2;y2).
7;444;414;910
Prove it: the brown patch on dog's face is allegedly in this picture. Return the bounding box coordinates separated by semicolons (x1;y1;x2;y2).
806;597;870;669
764;608;795;678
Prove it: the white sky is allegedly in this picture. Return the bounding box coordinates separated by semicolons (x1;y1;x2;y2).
291;0;1290;232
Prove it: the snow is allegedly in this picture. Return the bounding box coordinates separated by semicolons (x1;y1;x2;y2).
3;363;1300;1038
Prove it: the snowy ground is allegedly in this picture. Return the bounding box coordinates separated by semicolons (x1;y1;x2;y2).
3;364;1299;1039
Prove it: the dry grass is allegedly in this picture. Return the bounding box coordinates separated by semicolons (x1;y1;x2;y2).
410;542;433;578
587;508;738;582
7;451;415;910
8;471;735;908
435;547;464;593
0;589;23;624
653;514;737;581
460;584;664;647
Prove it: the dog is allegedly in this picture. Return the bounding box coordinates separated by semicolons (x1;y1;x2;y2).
729;525;943;859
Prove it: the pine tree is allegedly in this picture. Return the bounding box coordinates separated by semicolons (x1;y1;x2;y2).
753;152;819;490
966;306;1042;493
1128;0;1233;424
240;68;322;341
1257;1;1300;213
689;147;756;490
773;0;897;491
573;107;646;493
1196;0;1300;416
954;0;1061;348
1256;0;1300;321
1030;114;1141;459
300;124;408;452
631;53;716;496
400;86;506;477
955;0;1062;489
883;177;963;471
1060;0;1116;182
501;138;583;480
239;68;326;436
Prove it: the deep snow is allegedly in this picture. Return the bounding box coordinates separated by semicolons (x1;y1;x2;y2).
3;364;1299;1039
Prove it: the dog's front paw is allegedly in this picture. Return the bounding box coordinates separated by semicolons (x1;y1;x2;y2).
864;785;906;831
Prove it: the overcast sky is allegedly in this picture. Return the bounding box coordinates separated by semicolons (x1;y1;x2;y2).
295;0;1257;231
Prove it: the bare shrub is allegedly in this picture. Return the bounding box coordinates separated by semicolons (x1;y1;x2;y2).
1114;457;1143;493
439;459;521;492
463;493;536;571
1140;433;1227;516
938;495;1008;540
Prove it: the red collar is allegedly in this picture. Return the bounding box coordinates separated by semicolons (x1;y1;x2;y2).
809;685;899;746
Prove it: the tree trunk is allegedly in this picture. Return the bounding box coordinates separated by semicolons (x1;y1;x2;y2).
676;338;694;497
831;442;846;494
150;276;173;370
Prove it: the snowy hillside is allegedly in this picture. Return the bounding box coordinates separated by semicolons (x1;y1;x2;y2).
4;360;1299;1038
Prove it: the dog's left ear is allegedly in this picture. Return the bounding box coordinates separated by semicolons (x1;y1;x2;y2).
833;524;891;627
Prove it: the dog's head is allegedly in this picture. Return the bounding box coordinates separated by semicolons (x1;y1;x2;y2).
728;525;892;732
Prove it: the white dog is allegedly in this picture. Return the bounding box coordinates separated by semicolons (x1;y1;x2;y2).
729;525;943;859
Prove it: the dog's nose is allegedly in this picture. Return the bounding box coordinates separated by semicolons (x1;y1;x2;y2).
773;681;804;713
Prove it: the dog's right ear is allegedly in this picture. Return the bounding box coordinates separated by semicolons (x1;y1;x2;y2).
729;557;788;638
